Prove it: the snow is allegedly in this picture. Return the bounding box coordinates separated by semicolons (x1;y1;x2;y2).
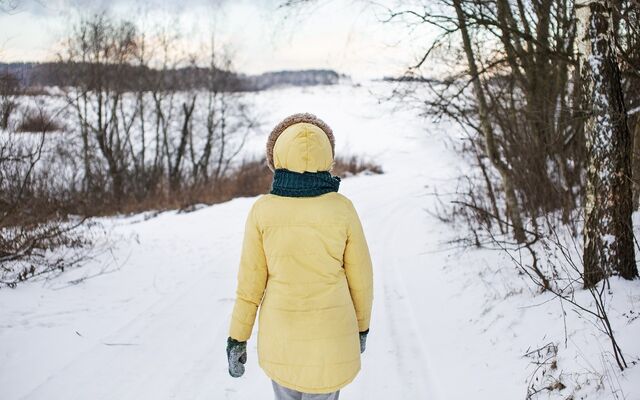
1;82;639;400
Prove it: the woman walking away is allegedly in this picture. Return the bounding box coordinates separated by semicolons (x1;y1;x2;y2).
226;113;374;399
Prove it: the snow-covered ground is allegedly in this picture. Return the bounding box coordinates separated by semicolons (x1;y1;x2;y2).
0;83;638;400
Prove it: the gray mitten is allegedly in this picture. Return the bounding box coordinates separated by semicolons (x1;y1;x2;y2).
359;329;369;354
227;337;247;378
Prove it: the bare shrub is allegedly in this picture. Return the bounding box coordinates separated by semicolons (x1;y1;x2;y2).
0;221;89;288
333;155;383;177
22;87;51;97
16;108;63;133
0;126;88;288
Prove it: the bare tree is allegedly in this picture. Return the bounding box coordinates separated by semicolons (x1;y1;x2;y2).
192;37;225;185
61;14;139;203
452;0;526;243
169;93;196;192
0;71;19;129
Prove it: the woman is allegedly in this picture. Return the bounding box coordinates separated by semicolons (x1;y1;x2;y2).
226;113;374;400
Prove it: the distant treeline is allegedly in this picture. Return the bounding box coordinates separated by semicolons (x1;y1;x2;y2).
243;69;343;90
0;62;343;92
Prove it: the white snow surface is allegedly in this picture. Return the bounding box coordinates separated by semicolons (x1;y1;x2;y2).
1;83;639;400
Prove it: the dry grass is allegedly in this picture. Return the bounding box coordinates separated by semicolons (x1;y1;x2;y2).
2;154;383;225
90;155;383;216
22;87;52;97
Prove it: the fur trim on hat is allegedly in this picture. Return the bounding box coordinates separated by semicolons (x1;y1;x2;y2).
266;113;335;171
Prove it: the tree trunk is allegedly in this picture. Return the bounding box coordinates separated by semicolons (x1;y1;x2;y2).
577;0;637;287
453;0;527;243
170;97;196;192
0;101;14;129
80;92;92;192
632;118;640;209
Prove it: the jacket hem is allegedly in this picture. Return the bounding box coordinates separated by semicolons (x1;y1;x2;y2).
259;361;360;394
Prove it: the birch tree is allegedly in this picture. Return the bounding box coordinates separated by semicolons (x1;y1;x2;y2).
577;0;637;287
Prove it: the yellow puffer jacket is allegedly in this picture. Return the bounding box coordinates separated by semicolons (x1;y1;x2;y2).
229;116;373;394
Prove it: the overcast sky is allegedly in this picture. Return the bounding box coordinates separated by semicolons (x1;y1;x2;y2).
0;0;436;78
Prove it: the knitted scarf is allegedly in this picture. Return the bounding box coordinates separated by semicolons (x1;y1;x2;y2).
270;169;341;197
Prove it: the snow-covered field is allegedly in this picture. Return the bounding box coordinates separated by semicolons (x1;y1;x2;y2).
1;82;638;400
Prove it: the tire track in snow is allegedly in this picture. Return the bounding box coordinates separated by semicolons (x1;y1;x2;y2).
344;177;442;400
378;202;440;399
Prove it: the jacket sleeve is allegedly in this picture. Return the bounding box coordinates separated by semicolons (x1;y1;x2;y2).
229;201;268;342
344;202;373;332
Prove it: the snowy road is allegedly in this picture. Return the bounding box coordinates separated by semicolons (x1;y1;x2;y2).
6;83;632;400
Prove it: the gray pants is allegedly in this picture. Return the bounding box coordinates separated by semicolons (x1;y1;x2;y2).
272;380;340;400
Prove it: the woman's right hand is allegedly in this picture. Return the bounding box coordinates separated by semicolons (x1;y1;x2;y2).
359;330;369;354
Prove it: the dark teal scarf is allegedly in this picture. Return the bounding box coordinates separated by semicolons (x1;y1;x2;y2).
270;169;341;197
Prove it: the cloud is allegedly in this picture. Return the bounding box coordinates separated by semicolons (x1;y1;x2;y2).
12;0;231;16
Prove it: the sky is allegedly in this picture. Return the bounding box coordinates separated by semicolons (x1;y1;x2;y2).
0;0;438;79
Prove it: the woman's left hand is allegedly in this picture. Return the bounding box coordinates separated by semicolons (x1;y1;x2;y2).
227;337;247;377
